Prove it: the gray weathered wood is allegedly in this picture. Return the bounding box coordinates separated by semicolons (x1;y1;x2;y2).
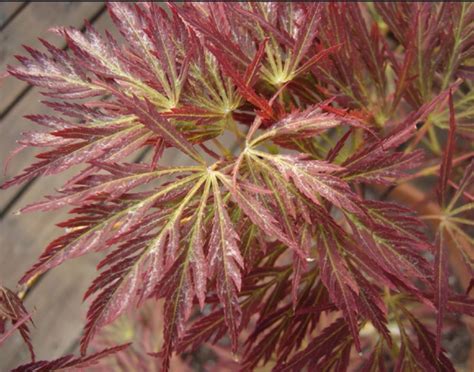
0;2;25;29
0;2;105;115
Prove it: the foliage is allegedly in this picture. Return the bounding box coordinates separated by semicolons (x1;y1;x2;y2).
0;286;34;361
11;344;130;372
1;2;473;371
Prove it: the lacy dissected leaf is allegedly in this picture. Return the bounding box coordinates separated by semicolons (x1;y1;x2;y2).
359;340;386;372
314;210;395;348
394;335;433;372
434;226;450;357
397;304;456;372
250;104;365;147
119;95;204;164
274;318;351;372
166;4;245;120
176;263;285;360
176;309;228;354
251;151;361;213
315;221;361;349
446;293;474;316
410;318;456;372
342;86;455;186
2;115;149;189
432;86;474;139
60;22;166;105
177;2;337;116
437;90;457;207
20;169;204;284
434;89;462;355
3;2;473;371
62;22;124;77
345;4;387;92
107;2;189;108
376;3;473;102
20;164;201;213
0;312;32;350
80;173;208;355
152;177;211;371
209;44;275;121
314;3;388;110
243;274;333;369
7;39;104;99
172;2;251;68
232;3;324;86
0;286;34;361
243;307;291;370
345;200;432;290
207;175;244;352
342;148;424;185
286;4;322;75
235;152;309;248
175;262;287;356
341;128;425;186
439;161;474;281
218;173;302;257
11;343;130;372
183;46;242;121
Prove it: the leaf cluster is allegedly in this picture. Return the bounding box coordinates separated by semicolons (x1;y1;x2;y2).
1;2;473;371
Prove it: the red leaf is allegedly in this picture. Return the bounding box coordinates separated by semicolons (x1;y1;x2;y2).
260;152;361;213
172;3;250;67
315;223;361;351
402;306;456;371
244;37;269;86
434;90;457;355
2;123;148;190
176;309;227;354
151;179;211;371
437;89;457;207
121;95;204;164
288;4;322;73
208;176;244;352
250;104;367;147
11;343;130;372
434;229;449;356
274;318;350;372
80;175;206;354
0;286;34;361
7;39;104;99
218;174;304;258
208;44;275;121
20;172;201;285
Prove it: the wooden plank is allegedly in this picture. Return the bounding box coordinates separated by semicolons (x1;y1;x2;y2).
0;2;105;115
0;2;26;30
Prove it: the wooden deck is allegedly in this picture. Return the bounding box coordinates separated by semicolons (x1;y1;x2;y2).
0;3;116;369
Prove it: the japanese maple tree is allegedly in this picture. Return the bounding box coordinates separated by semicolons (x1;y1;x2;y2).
1;2;473;371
